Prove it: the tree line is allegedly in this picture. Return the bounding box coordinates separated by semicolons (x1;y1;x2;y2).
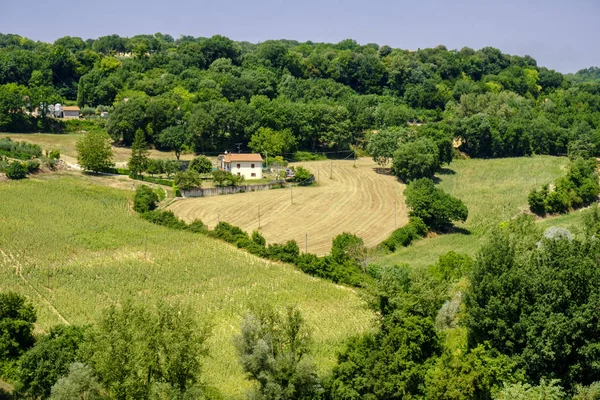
1;32;599;161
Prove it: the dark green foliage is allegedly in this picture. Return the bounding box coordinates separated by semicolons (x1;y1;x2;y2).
367;128;407;166
0;138;42;160
381;217;427;252
4;161;27;180
404;178;468;231
211;221;249;243
158;125;191;160
466;216;600;391
141;210;187;229
16;325;86;400
251;230;266;246
25;160;39;173
187;219;207;233
268;240;300;263
392;137;441;182
331;233;365;265
0;292;36;366
174;170;202;190
127;129;149;177
235;306;321;399
188;155;213;174
133;185;158;213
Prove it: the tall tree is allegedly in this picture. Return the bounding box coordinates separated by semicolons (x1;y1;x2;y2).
76;131;115;173
128;129;149;177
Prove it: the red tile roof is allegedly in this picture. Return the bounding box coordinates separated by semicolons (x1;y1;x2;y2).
222;153;263;163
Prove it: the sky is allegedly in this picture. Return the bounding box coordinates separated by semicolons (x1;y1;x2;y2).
0;0;598;73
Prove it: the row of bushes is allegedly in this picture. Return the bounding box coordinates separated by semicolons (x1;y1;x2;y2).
380;217;428;252
0;137;42;160
0;159;40;179
133;185;367;286
529;157;600;215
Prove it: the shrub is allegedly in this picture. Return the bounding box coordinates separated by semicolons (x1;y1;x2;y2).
293;151;327;161
381;217;428;252
48;150;60;160
290;166;314;185
392;137;441;182
0;137;43;159
430;251;474;282
212;222;249;243
141;210;187;229
174;170;202;190
146;159;164;176
25;160;40;173
5;161;28;179
331;233;365;265
528;185;548;215
251;230;266;246
172;184;182;197
188;155;213;174
187;219;207;233
133;185;158;213
268;240;300;263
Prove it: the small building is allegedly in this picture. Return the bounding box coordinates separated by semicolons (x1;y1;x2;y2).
61;106;80;119
217;153;263;179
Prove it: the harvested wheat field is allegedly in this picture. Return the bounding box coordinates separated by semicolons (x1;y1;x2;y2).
168;158;409;255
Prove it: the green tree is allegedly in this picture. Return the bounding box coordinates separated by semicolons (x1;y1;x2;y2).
235;306;321;399
76;131;115;173
174;170;202;190
367;128;407;166
128;129;149;177
187;155;213;174
49;363;104;400
133;185;158;213
249;127;296;157
392;137;441;182
0;292;37;367
404;178;468;231
158;125;191;160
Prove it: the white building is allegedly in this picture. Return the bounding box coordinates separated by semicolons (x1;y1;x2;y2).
61;106;80;119
217;153;263;179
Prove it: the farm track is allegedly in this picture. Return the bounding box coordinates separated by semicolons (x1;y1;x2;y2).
168;158;408;255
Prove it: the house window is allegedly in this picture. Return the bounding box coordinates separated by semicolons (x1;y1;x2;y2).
236;164;241;169
251;164;255;168
251;173;256;177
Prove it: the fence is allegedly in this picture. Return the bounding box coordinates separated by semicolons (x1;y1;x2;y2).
182;181;286;198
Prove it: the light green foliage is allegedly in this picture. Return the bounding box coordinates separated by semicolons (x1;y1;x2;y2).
249;127;296;156
574;381;600;400
174;169;202;190
430;251;473;282
4;161;27;179
76;131;115;173
494;379;565;400
49;363;104;400
235;306;321;399
291;165;313;185
392;137;441;182
0;176;372;397
331;232;365;266
83;300;209;399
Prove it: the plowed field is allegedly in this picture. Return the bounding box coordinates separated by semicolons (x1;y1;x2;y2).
168;158;408;255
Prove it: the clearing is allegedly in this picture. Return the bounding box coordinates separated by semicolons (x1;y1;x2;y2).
0;174;373;398
375;156;570;268
167;158;409;255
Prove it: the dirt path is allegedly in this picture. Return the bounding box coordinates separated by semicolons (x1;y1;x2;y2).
167;158;408;255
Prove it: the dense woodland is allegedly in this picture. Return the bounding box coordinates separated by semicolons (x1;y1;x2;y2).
2;32;600;400
1;32;600;160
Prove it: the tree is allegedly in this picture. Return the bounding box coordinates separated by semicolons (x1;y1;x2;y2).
128;129;149;177
158;125;190;160
76;131;114;173
0;292;36;365
235;306;321;399
331;232;366;266
392;137;441;182
404;178;468;231
249;127;296;156
188;155;213;174
174;170;202;190
133;185;158;213
49;363;104;400
367;128;407;166
211;170;228;186
163;159;181;178
83;301;209;399
16;325;87;399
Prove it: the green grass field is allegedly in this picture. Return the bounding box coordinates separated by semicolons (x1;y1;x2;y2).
375;156;570;268
0;174;373;398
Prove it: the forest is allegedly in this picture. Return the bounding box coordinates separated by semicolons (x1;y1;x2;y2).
0;32;599;160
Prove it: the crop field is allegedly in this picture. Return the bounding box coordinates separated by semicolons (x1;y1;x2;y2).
167;158;409;256
376;156;570;268
1;133;194;165
0;175;374;398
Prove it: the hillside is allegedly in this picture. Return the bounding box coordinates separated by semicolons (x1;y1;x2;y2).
375;155;570;268
0;174;374;398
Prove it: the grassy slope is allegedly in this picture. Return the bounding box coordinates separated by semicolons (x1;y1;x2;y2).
376;156;570;268
0;174;373;398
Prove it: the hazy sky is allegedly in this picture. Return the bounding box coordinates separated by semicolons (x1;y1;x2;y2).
1;0;598;73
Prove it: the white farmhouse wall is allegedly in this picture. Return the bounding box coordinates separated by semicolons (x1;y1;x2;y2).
230;161;262;179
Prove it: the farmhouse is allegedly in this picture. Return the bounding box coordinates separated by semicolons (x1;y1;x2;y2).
217;153;263;179
61;106;80;119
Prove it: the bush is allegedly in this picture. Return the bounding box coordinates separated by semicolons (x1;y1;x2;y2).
172;184;181;197
430;251;474;282
48;150;60;160
381;217;428;252
146;159;164;176
188;155;213;174
251;230;266;246
528;185;548;215
25;160;40;173
187;219;207;233
133;185;158;213
292;151;327;161
211;222;249;243
268;240;300;263
141;210;187;229
174;170;202;190
290;166;314;185
5;161;28;179
0;137;43;160
392;138;441;182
